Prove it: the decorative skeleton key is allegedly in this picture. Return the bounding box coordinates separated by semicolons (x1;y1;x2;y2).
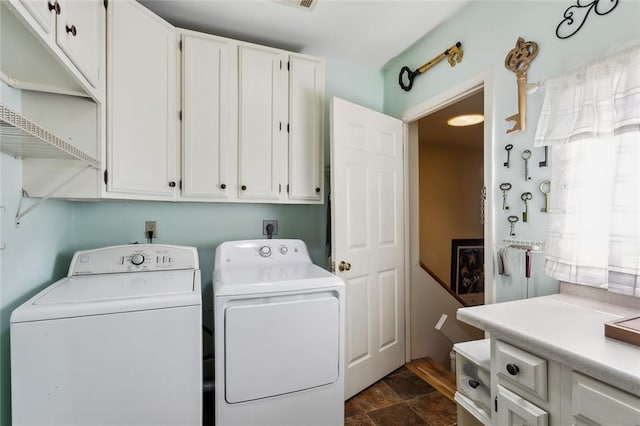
521;192;532;223
522;150;532;181
500;183;512;210
398;42;463;91
504;37;539;134
504;144;513;168
539;180;550;213
539;146;548;167
508;215;519;236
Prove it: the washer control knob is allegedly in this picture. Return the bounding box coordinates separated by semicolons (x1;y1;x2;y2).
279;246;288;255
131;254;145;265
259;246;271;257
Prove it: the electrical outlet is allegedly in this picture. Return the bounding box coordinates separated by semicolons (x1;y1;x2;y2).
262;220;278;236
145;221;157;238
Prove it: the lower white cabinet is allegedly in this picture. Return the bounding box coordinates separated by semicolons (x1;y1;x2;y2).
497;385;548;426
571;372;640;426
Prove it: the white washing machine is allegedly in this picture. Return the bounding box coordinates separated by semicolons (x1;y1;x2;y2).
213;239;345;426
10;244;202;426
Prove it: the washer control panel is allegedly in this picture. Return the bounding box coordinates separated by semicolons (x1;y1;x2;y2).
69;244;199;276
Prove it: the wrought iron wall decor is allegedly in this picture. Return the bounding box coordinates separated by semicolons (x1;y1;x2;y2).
398;42;463;91
556;0;619;39
504;37;539;134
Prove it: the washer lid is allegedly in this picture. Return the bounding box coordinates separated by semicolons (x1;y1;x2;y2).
214;263;344;296
11;270;200;323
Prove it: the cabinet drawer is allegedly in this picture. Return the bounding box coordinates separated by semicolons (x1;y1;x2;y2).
572;372;640;426
497;384;548;426
454;340;491;412
496;340;547;400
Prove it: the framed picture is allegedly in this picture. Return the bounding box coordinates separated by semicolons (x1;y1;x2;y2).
450;239;484;296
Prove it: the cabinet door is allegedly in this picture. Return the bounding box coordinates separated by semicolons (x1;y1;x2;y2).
107;0;177;199
237;44;287;201
288;55;324;202
18;0;54;34
181;32;233;200
56;0;100;86
497;385;548;426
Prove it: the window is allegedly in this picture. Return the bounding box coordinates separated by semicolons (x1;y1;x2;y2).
534;44;640;297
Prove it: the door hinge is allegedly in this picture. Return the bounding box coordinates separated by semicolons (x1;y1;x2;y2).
280;60;283;70
179;180;183;190
179;41;182;51
287;123;290;133
494;396;498;412
330;261;336;273
287;61;290;71
278;184;282;194
287;184;289;193
103;169;108;185
179;110;182;121
103;0;108;9
279;122;282;131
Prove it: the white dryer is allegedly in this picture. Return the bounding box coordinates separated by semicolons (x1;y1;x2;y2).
213;239;345;426
10;244;202;426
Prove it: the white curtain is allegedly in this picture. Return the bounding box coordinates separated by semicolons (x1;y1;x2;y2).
534;44;640;297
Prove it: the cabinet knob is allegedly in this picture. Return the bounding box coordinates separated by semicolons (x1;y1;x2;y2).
168;181;176;188
315;187;321;193
65;24;77;37
48;1;60;15
241;185;247;191
220;183;227;190
506;363;519;376
468;379;480;389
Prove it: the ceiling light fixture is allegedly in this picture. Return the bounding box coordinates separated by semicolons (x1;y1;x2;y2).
447;114;484;127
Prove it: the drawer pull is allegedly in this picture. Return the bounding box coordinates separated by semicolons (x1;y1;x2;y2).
506;363;520;375
220;183;226;190
468;379;480;389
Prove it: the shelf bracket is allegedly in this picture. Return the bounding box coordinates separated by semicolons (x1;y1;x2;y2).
15;164;93;227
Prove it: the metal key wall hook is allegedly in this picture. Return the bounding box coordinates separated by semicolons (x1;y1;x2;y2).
504;37;539;133
398;42;463;91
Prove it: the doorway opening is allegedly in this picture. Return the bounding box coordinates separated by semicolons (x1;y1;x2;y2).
417;89;485;307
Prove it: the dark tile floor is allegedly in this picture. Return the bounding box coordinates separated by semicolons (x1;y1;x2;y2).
345;366;457;426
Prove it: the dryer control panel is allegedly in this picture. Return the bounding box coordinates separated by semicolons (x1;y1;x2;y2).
69;244;199;275
215;239;311;268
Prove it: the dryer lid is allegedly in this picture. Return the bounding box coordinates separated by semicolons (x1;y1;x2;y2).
10;270;200;323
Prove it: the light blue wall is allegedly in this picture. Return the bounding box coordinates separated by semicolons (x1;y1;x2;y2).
382;0;640;302
0;84;79;425
0;57;383;423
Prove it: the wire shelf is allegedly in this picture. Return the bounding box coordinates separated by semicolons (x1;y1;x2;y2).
0;104;100;169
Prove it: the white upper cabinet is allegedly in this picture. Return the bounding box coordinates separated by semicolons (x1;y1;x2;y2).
288;55;324;202
55;0;100;86
237;45;325;204
237;44;288;202
180;31;235;201
16;0;101;88
106;0;178;200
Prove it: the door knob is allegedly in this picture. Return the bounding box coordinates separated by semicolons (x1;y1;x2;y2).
338;261;351;272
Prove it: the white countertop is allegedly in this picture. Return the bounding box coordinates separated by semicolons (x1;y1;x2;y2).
457;293;640;397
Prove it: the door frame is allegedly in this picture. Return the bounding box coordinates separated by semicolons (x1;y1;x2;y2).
399;70;494;361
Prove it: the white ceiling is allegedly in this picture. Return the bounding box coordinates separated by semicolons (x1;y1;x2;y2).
138;0;472;68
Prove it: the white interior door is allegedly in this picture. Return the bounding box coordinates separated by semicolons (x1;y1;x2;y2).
330;97;405;399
